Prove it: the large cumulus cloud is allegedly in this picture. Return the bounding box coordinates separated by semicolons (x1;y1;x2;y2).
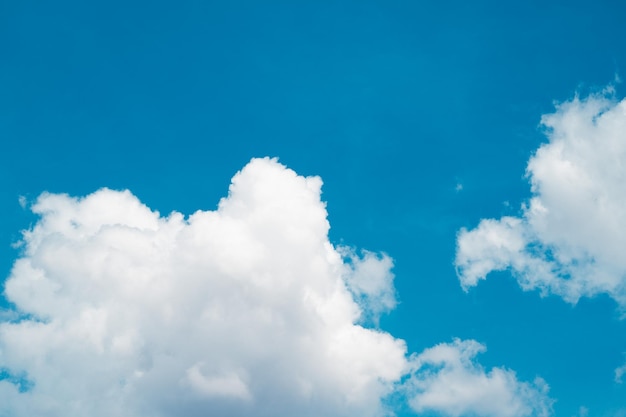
0;158;407;417
0;157;552;417
456;90;626;309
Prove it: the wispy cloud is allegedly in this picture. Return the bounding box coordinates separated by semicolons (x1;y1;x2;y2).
616;361;626;383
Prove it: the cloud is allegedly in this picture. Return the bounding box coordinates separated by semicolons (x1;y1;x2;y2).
341;248;397;325
406;339;553;417
0;157;553;417
456;90;626;308
573;406;589;417
616;361;626;383
0;158;407;417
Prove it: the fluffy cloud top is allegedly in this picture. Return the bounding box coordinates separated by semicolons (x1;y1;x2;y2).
0;157;552;417
406;339;553;417
456;91;626;308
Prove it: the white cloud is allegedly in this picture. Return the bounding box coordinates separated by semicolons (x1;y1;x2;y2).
0;158;407;417
0;157;553;417
616;361;626;383
406;339;553;417
573;406;589;417
456;90;626;308
340;248;397;325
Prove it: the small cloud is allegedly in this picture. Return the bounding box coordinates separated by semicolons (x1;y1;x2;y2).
406;339;553;417
340;247;397;326
455;183;463;192
17;196;27;209
615;362;626;383
455;89;626;309
613;72;622;84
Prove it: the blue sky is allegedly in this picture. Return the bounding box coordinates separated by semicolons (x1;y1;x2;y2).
2;1;626;416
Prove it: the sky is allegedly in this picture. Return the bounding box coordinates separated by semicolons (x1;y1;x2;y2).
1;1;626;416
